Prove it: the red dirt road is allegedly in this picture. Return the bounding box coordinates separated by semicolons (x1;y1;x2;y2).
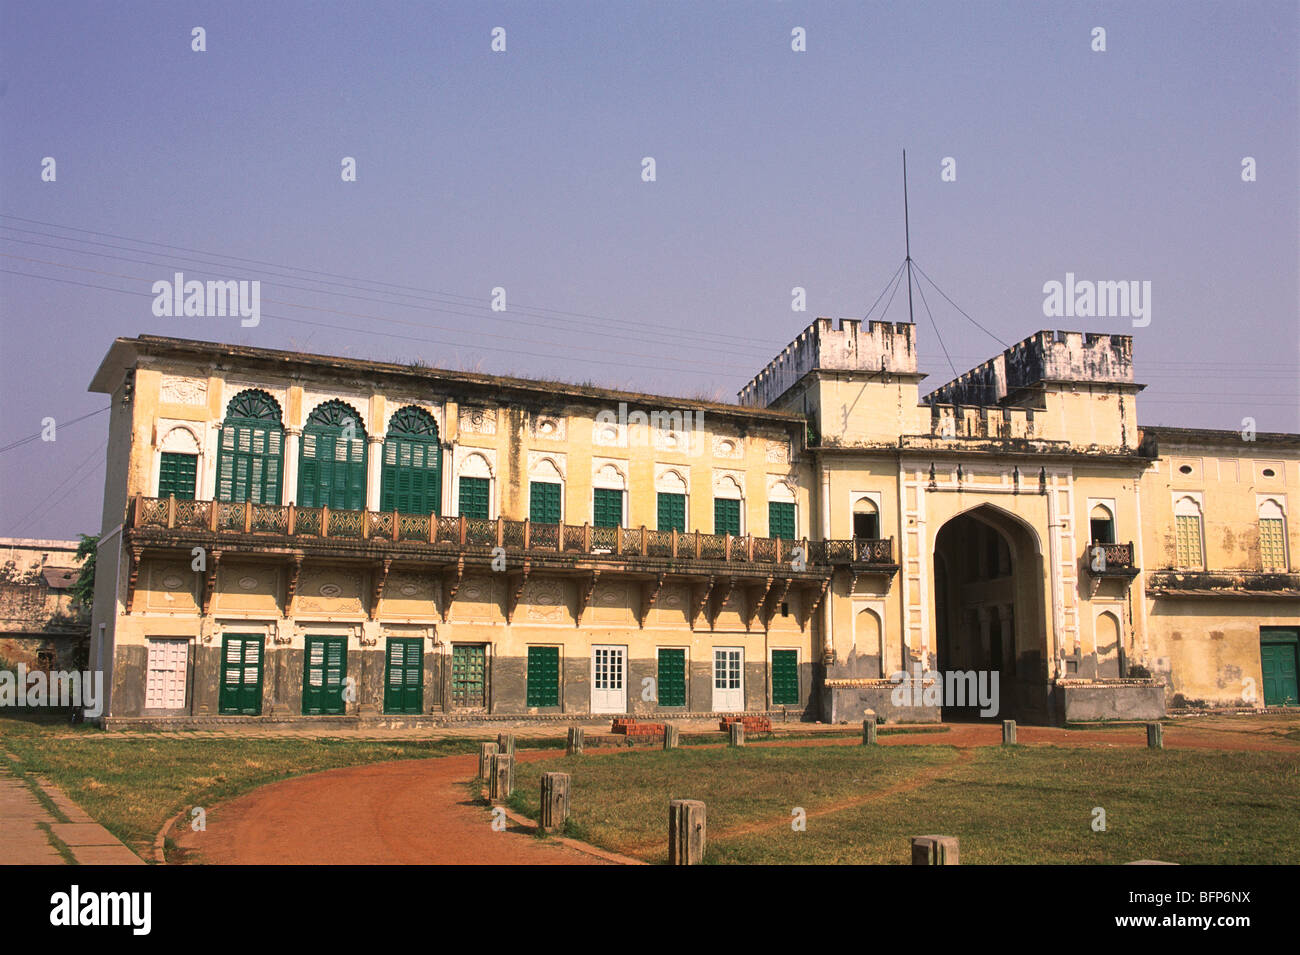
176;751;604;865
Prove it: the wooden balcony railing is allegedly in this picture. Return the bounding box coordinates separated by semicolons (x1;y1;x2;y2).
1087;541;1137;574
130;495;895;569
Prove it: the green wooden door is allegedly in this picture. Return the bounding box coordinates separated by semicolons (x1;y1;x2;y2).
593;488;622;528
526;646;559;707
657;493;686;532
159;452;198;500
768;501;795;540
715;497;741;536
530;482;562;524
1261;630;1299;706
217;422;283;503
384;638;423;714
772;649;799;705
451;644;486;708
657;648;686;707
299;431;366;511
302;637;348;714
218;634;263;715
458;477;490;519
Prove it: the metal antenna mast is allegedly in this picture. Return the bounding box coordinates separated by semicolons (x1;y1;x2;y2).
903;148;915;325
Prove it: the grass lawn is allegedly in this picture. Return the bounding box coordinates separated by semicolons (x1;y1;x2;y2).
0;716;479;859
506;742;1300;864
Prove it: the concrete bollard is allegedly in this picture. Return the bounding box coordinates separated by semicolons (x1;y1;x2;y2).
566;726;584;756
478;741;499;780
862;716;878;745
1146;722;1163;749
911;835;960;865
663;724;680;749
488;753;514;801
668;799;707;865
1002;720;1017;745
497;733;516;759
540;772;571;832
728;723;745;747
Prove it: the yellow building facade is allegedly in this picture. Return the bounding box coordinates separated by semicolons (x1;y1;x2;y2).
85;324;1299;725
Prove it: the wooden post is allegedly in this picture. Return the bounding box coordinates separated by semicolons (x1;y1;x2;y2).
663;724;680;750
566;726;584;755
244;500;254;534
523;518;530;549
911;835;959;865
392;508;400;542
478;741;498;780
1002;720;1017;745
1146;722;1163;749
321;505;330;537
728;723;745;747
497;733;516;759
287;503;296;535
167;495;177;528
429;511;438;544
495;516;503;547
640;525;648;556
671;527;678;558
862;715;878;745
488;753;514;800
540;772;570;833
669;799;706;865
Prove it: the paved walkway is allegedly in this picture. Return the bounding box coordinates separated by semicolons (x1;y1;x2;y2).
0;762;143;865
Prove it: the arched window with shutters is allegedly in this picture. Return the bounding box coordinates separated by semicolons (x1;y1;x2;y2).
380;406;442;515
216;390;284;504
299;400;367;511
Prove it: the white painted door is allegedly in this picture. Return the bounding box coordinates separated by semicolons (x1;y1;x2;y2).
713;648;744;711
145;638;189;710
591;645;627;714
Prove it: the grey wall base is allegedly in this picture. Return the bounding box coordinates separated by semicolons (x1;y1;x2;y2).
1059;682;1166;722
820;685;940;724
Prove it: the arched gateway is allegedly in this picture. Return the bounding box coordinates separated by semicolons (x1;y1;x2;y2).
932;504;1050;722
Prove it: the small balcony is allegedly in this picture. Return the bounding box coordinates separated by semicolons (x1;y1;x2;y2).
1084;541;1139;578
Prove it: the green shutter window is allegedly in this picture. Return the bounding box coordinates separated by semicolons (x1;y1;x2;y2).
593;488;623;528
657;648;686;707
459;477;491;519
383;638;424;714
380;406;442;515
302;636;348;714
769;501;795;540
216;390;283;504
530;482;562;524
526;646;560;707
772;650;799;705
714;497;741;536
657;492;686;532
218;634;264;715
299;401;367;511
159;452;198;500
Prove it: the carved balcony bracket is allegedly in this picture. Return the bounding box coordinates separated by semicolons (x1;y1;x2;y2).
505;561;531;624
692;576;716;628
639;573;667;629
800;577;830;631
710;576;736;630
747;576;774;631
124;545;145;615
284;554;304;617
440;557;464;624
198;549;222;616
369;558;392;621
576;570;601;627
763;577;792;628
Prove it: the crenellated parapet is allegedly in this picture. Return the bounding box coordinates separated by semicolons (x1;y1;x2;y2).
739;318;918;408
925;330;1134;407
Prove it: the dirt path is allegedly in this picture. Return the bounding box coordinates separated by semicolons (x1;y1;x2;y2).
175;750;604;865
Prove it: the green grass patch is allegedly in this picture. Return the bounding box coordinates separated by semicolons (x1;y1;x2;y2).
1;716;479;858
500;742;1300;864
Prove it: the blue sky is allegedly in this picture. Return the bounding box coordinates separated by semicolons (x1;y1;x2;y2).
1;0;1296;539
